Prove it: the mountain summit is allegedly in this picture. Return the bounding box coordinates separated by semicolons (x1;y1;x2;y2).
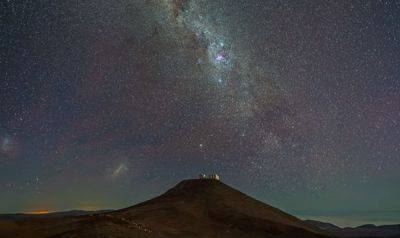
112;179;328;237
0;179;330;238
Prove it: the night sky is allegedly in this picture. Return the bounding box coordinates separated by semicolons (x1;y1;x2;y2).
1;0;400;226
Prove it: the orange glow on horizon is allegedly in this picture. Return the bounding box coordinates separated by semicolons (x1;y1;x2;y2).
27;210;51;215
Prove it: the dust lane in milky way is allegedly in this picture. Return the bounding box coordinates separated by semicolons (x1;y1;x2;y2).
1;0;399;218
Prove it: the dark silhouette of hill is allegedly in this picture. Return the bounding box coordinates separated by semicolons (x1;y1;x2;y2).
0;179;330;238
306;220;400;238
0;210;112;221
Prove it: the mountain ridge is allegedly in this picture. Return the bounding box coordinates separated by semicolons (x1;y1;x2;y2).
306;220;400;238
0;179;331;237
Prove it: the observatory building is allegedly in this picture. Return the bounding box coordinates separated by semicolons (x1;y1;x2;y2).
199;173;220;181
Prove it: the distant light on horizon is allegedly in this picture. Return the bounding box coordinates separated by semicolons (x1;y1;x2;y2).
26;210;51;215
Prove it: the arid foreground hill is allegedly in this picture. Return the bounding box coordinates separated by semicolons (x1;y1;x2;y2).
0;179;330;238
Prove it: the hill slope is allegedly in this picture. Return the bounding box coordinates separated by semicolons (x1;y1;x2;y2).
0;179;330;238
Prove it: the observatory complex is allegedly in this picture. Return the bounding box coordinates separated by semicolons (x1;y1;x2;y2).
199;173;220;180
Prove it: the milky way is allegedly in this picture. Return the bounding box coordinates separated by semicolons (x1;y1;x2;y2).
1;0;400;221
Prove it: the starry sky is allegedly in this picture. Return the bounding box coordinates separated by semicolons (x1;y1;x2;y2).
1;0;400;224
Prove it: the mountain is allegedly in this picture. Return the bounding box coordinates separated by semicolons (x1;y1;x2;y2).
305;220;342;232
0;210;112;221
306;220;400;238
0;179;330;238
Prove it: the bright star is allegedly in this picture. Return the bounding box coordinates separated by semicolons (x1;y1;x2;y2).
215;53;225;62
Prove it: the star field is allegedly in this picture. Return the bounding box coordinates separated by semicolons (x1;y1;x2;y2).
1;0;399;224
